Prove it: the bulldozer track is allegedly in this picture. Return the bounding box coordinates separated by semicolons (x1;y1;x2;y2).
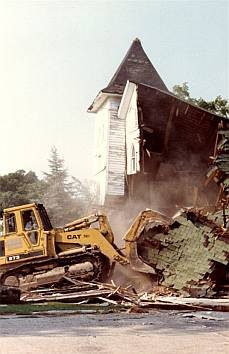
0;251;111;290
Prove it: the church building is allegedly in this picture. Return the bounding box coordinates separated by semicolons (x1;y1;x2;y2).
88;39;224;212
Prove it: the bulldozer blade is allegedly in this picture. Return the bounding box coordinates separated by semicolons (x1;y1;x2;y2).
127;241;156;274
123;209;171;274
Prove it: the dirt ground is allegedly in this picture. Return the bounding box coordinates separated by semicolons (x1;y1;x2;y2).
0;310;228;354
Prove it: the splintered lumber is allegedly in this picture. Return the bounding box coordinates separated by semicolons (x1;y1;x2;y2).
21;279;139;305
20;279;229;311
137;296;229;311
23;288;112;303
98;297;118;305
137;208;229;297
155;297;229;311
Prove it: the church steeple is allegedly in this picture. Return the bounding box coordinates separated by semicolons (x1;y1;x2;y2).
102;38;168;94
88;38;168;112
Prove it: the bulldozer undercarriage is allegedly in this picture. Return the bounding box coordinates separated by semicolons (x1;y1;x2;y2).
0;251;111;291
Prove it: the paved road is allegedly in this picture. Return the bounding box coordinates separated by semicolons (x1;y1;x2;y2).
0;310;228;354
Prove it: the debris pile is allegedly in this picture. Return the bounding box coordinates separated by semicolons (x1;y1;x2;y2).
21;278;144;306
137;208;229;297
19;279;229;312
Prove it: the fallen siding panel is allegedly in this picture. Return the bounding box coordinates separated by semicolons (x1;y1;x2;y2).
137;208;229;297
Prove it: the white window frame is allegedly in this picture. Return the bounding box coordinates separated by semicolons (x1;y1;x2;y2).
131;144;136;173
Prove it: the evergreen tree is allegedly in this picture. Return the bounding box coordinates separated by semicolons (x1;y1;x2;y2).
43;147;70;225
43;147;89;226
0;148;94;227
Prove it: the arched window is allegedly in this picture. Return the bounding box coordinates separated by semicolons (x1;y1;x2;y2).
131;144;136;173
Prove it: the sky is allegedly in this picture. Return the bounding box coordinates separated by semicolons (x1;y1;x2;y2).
0;0;228;180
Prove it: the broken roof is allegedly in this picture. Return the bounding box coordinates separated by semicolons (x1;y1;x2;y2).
119;81;225;164
136;82;222;158
102;38;168;95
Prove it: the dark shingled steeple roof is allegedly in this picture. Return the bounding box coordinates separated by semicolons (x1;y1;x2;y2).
102;38;168;94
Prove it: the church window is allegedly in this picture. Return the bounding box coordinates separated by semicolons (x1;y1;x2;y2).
131;144;136;173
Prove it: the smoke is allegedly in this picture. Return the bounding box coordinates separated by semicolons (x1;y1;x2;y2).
100;150;220;245
111;263;154;292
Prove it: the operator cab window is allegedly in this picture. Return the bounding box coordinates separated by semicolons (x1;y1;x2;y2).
22;210;39;245
5;213;17;234
22;210;38;231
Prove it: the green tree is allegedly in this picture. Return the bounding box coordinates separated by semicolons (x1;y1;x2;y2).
0;148;94;227
43;147;90;226
43;147;71;225
172;82;190;101
0;170;44;210
173;82;229;118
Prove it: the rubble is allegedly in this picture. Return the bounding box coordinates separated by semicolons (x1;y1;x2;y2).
1;207;229;308
137;208;229;297
17;279;229;312
21;279;140;306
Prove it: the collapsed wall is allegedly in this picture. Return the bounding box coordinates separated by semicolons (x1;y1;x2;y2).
137;209;229;297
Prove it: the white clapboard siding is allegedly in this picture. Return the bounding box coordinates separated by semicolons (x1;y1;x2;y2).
107;98;126;196
94;169;107;205
93;99;110;205
93;96;125;203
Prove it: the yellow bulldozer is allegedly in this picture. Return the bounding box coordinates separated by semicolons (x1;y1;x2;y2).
0;203;169;292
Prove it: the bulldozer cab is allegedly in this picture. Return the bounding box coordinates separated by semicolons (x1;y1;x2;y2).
0;203;52;266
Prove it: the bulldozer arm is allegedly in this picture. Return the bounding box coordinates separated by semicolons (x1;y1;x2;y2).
60;210;171;274
123;209;171;274
56;226;128;266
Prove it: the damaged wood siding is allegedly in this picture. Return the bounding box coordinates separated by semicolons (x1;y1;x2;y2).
107;97;125;196
138;209;229;297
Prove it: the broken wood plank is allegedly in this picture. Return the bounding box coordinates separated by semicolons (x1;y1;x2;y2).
98;297;118;305
24;289;112;303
